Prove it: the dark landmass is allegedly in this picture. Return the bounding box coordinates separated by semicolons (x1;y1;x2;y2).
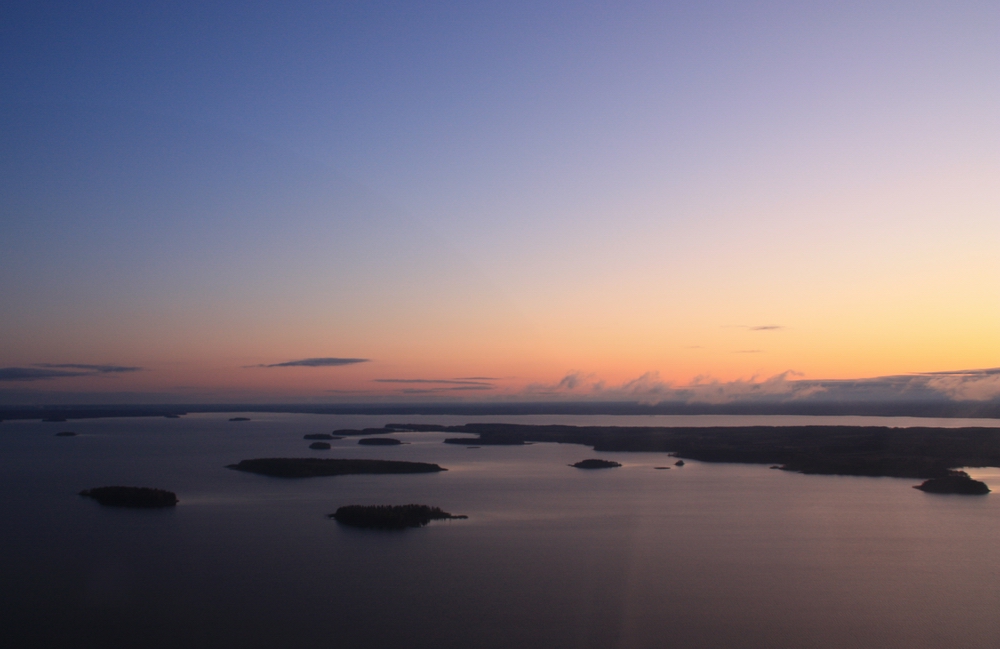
467;446;480;449
914;472;990;495
5;399;1000;422
164;414;181;418
655;466;670;470
229;417;251;422
42;417;67;422
572;459;622;469
80;486;178;508
443;435;525;445
389;423;1000;480
332;427;398;436
330;504;467;529
358;437;402;446
55;431;77;437
675;460;685;466
304;433;335;440
309;442;331;450
226;458;446;478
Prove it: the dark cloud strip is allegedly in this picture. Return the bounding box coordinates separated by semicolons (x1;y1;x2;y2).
263;358;369;368
0;364;142;382
399;385;495;394
374;378;493;386
36;363;141;373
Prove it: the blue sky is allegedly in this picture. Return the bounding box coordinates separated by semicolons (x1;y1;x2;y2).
1;1;997;403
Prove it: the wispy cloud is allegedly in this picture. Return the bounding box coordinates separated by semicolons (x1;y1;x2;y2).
725;324;786;331
258;357;369;368
399;385;494;394
0;364;142;382
375;377;496;394
374;378;492;386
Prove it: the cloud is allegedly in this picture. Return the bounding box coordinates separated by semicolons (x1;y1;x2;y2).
524;371;672;403
398;385;495;394
36;363;141;373
920;369;1000;401
0;364;142;382
374;378;492;386
725;325;786;331
260;357;369;368
557;372;587;390
684;371;823;403
376;377;496;394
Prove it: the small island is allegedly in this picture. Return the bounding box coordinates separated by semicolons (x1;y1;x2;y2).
358;437;402;446
571;459;622;469
304;433;336;440
80;486;178;508
226;458;447;478
55;431;77;437
309;442;331;450
330;504;467;529
914;472;990;495
675;460;685;466
229;417;251;422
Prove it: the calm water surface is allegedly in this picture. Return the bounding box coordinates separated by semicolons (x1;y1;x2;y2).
2;413;998;648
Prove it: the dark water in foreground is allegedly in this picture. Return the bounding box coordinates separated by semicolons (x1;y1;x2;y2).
2;413;999;649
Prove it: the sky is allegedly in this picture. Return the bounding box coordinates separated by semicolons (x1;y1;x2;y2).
1;1;998;405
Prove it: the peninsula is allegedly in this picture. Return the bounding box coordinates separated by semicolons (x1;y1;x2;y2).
914;472;990;494
226;458;446;478
330;504;467;529
391;423;1000;482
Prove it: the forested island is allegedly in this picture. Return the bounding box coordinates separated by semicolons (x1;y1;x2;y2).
330;504;467;529
226;458;446;478
387;422;1000;482
571;459;621;469
358;437;403;446
80;486;178;507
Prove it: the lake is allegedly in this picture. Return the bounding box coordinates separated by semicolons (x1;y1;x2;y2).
2;413;999;648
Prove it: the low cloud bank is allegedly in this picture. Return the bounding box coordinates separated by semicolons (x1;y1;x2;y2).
525;367;1000;404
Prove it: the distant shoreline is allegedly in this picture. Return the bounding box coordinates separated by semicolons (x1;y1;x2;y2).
3;400;1000;421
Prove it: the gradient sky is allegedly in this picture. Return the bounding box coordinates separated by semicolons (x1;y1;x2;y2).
1;1;998;403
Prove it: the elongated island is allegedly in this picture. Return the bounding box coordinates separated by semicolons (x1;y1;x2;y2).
226;458;446;478
330;504;467;529
80;486;178;507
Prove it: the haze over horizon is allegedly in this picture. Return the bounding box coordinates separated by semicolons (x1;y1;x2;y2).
2;1;997;406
